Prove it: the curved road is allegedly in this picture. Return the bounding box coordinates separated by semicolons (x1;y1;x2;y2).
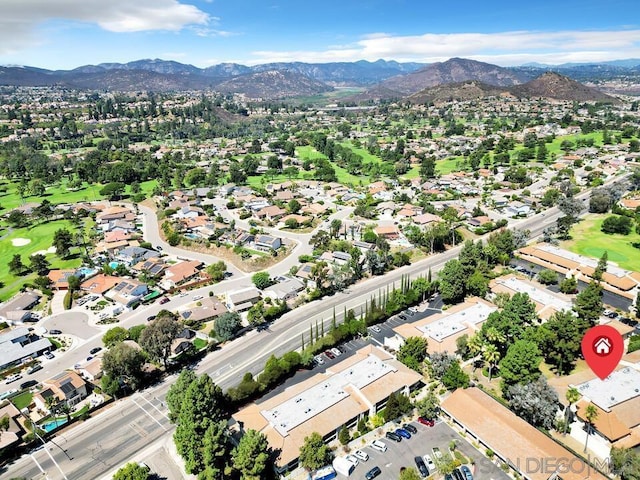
2;173;629;479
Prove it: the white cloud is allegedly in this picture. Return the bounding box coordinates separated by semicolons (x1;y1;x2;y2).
248;29;640;65
0;0;210;55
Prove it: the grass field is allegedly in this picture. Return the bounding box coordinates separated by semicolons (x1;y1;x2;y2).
0;219;86;301
560;214;640;272
436;157;466;174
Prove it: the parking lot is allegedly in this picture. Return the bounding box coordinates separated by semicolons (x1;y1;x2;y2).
344;421;510;480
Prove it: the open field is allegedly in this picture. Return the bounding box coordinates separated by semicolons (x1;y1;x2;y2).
0;219;86;301
436;156;466;174
560;214;640;272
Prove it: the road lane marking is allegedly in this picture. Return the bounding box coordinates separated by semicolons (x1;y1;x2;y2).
129;422;148;438
132;398;168;431
30;453;49;478
137;394;170;421
43;446;68;480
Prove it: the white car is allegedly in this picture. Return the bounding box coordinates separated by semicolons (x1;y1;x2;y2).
370;325;382;333
314;355;325;365
423;454;436;471
370;440;388;452
5;373;22;384
330;347;342;357
354;450;369;462
193;295;204;300
345;454;359;467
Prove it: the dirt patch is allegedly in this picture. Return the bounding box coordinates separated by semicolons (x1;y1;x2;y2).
11;238;31;247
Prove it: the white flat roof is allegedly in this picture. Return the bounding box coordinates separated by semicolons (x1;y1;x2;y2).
576;363;640;410
418;302;497;342
494;277;573;313
537;244;629;278
261;354;396;436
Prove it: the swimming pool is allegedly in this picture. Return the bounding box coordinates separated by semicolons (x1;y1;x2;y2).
76;267;97;277
184;233;200;240
41;417;68;433
108;261;119;269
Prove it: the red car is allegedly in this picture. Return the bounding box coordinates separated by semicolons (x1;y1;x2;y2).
418;417;435;427
324;350;336;359
159;297;170;304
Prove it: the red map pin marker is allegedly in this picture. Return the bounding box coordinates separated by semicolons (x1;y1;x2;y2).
581;325;624;380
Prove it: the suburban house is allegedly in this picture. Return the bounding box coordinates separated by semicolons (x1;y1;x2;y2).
226;287;262;312
0;402;22;450
160;260;203;290
0;327;52;370
131;257;167;277
116;246;159;266
78;357;103;382
374;225;400;240
0;291;41;323
170;328;197;356
80;274;120;295
233;346;422;473
255;205;287;221
319;251;352;266
254;235;282;252
179;297;228;325
47;269;80;290
105;279;149;308
295;263;317;290
34;371;89;413
263;277;306;302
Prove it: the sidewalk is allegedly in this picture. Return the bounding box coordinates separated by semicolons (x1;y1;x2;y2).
50;291;67;315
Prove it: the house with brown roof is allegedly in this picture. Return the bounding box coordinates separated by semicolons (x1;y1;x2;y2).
80;274;120;295
0;402;23;450
179;297;228;325
105;279;149;308
160;260;203;290
374;225;400;240
441;388;608;480
34;371;88;413
233;345;422;473
47;269;78;290
255;205;287;221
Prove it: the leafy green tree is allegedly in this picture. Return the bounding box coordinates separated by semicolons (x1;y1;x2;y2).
384;392;413;421
466;269;489;297
559;276;578;294
399;468;422;480
112;462;150;480
396;336;429;372
251;271;272;290
7;210;29;228
299;432;332;470
52;228;74;259
506;376;559;429
499;340;542;392
415;391;440;420
573;281;603;326
287;199;301;214
29;253;50;276
213;312;241;341
139;313;181;368
8;254;27;275
206;261;227;282
438;259;467;304
102;327;130;347
610;447;640;480
565;387;581;435
232;429;271;480
537;310;584;374
536;269;558;285
166;369;197;422
338;427;351;445
128;324;146;343
583;404;599;453
102;342;146;389
483;344;501;381
601;215;632;235
441;361;470;391
99;182;126;200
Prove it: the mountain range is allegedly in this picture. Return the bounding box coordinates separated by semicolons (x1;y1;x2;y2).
1;57;637;100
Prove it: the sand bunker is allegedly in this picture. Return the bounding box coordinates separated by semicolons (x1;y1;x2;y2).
11;238;31;247
33;247;56;255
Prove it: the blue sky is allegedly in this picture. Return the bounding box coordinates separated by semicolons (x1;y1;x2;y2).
2;0;640;69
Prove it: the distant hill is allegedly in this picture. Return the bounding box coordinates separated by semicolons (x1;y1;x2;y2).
379;57;529;95
407;72;618;104
215;70;333;98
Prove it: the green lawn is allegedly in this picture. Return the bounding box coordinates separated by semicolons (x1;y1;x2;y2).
437;157;466;174
12;391;33;410
561;214;640;272
0;219;85;301
193;338;208;350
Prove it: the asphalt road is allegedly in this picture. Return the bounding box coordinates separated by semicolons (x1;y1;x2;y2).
1;173;631;479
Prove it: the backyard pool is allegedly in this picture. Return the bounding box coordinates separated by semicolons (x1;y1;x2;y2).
184;233;200;240
41;417;68;432
76;267;97;277
108;261;119;269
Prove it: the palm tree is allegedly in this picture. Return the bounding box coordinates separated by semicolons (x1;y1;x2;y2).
583;403;599;453
564;387;580;435
482;344;500;382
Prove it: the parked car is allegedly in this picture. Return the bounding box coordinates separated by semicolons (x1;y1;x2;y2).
423;454;436;472
5;374;23;384
461;465;474;480
193;295;203;300
44;351;54;359
49;329;62;335
365;466;382;480
353;450;369;462
330;347;342;357
89;347;102;355
395;428;412;439
418;417;435;427
20;380;38;390
403;423;417;434
345;454;359;467
27;363;43;374
370;325;382;333
86;356;94;362
313;355;325;365
324;350;335;359
415;456;429;478
159;297;170;305
453;468;465;480
147;315;157;322
156;245;163;251
385;431;402;442
370;440;387;452
432;447;442;459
